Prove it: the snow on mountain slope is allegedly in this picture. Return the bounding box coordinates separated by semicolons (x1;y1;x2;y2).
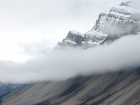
86;0;140;44
58;0;140;48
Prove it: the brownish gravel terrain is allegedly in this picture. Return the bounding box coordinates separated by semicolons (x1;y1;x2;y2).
2;69;140;105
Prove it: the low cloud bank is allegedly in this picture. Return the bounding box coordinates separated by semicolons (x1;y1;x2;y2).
1;35;140;83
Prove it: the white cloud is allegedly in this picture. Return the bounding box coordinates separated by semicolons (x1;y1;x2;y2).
0;35;140;83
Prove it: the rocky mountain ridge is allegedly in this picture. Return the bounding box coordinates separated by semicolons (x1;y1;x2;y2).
58;0;140;48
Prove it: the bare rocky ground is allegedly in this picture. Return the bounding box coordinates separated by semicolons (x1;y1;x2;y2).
1;68;140;105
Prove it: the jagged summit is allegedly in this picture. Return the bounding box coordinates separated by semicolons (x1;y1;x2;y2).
69;30;84;37
120;1;132;6
87;0;140;36
57;30;85;47
58;0;140;48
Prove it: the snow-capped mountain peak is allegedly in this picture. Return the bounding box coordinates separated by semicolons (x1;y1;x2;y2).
88;0;139;35
58;0;140;48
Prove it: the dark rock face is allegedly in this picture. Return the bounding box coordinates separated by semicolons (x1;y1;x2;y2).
58;30;106;48
135;67;140;74
0;84;17;98
120;1;132;6
61;31;85;47
66;31;84;45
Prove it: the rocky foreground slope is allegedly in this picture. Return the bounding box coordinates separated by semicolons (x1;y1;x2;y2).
2;68;140;105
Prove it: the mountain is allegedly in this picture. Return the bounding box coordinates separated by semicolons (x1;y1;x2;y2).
57;30;85;47
58;0;140;48
0;83;17;99
1;0;140;105
1;68;140;105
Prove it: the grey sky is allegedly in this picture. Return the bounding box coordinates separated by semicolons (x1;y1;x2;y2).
0;0;124;61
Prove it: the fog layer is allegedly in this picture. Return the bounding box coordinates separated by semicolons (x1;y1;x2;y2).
1;35;140;83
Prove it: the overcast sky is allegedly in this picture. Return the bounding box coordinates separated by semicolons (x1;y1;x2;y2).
0;0;140;83
0;0;125;62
